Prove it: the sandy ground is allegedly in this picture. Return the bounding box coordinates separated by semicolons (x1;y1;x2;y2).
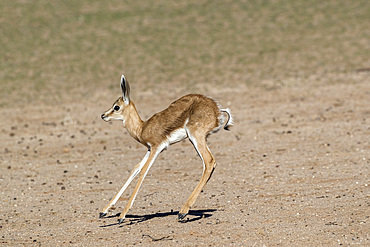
1;79;369;246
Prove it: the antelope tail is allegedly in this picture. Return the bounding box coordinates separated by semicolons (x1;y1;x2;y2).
221;108;233;131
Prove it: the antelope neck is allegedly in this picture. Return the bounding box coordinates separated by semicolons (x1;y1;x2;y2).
123;102;144;144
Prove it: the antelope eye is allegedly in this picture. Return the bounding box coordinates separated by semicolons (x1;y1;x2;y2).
114;105;120;111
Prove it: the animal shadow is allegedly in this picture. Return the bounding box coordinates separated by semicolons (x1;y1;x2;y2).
99;209;216;227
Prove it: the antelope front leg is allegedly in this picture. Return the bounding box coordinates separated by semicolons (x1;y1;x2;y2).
99;151;150;218
118;146;163;224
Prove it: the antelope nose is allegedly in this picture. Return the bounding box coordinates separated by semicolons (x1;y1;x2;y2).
101;114;105;119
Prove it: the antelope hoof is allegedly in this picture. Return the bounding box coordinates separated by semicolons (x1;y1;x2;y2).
99;212;107;218
178;213;187;221
118;218;125;224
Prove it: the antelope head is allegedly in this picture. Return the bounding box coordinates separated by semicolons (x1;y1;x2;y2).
101;75;131;122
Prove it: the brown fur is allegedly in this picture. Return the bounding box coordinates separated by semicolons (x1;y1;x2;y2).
100;75;232;223
142;94;221;145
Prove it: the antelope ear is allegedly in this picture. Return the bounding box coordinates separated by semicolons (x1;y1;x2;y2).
120;74;130;105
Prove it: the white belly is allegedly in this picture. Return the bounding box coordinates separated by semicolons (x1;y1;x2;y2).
167;128;187;144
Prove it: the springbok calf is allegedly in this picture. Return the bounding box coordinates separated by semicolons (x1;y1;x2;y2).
100;75;233;224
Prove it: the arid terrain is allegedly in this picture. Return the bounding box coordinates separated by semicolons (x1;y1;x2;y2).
1;78;369;246
1;0;369;246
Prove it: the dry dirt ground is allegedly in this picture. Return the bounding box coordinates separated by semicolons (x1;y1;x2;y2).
1;79;369;246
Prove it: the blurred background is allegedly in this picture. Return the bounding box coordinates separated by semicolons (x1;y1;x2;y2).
1;2;369;245
0;0;369;106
